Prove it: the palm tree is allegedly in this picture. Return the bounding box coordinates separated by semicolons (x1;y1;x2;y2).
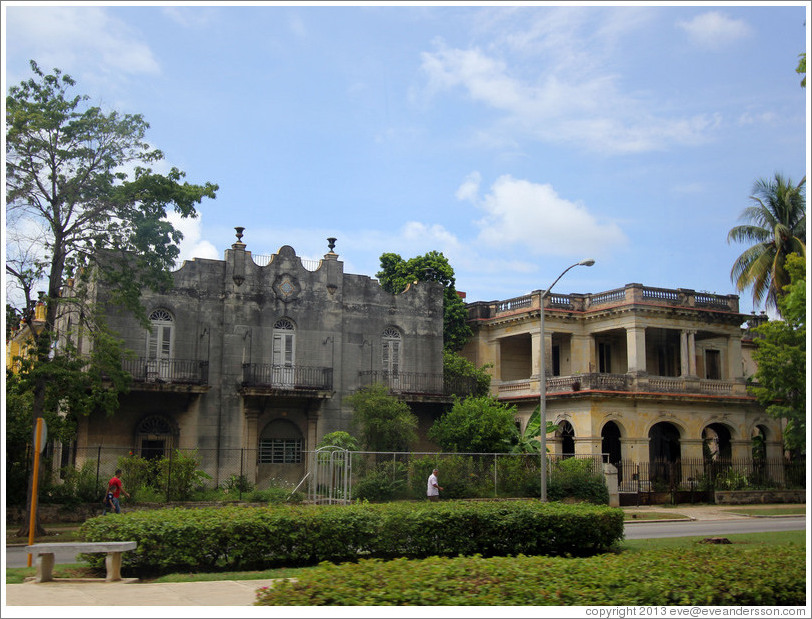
728;173;806;313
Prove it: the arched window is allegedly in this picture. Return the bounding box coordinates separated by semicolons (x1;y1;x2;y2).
147;309;174;380
136;415;176;460
382;327;402;377
258;419;303;464
272;318;296;386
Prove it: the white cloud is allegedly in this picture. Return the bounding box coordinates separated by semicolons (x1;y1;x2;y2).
165;213;220;268
455;172;482;202
8;6;160;79
676;12;752;50
419;40;715;154
288;14;307;38
466;175;627;258
738;110;777;126
162;6;219;29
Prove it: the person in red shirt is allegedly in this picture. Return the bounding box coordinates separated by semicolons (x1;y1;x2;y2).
103;469;130;515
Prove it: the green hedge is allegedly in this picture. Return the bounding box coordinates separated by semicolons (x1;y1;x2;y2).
78;501;624;575
255;545;806;606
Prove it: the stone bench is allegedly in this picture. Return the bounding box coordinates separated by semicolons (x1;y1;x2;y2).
26;541;137;582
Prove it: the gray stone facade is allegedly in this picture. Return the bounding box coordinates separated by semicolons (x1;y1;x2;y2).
71;233;447;485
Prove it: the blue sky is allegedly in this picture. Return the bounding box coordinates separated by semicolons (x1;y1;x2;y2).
3;2;809;317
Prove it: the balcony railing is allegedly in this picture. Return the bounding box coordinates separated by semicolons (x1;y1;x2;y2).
481;283;740;318
122;357;209;385
495;373;746;397
242;364;333;391
358;371;479;398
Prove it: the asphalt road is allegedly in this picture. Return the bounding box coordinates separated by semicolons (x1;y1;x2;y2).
5;516;805;568
622;515;806;539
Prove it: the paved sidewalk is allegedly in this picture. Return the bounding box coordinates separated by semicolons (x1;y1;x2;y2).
4;504;804;609
4;578;278;607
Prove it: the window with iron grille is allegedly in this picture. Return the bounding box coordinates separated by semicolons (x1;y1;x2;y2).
258;438;302;464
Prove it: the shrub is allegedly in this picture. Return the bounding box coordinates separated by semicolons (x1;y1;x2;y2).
255;545;806;606
78;501;624;576
154;449;212;501
221;474;254;495
547;458;609;504
117;453;155;501
353;462;409;502
41;460;100;505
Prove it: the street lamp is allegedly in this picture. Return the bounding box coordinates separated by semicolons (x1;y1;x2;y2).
539;258;595;501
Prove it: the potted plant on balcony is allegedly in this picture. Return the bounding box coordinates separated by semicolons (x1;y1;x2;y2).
571;373;582;391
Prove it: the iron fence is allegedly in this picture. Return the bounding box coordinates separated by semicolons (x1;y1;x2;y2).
615;458;806;493
18;445;805;507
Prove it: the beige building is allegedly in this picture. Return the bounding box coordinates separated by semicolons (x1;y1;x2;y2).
462;283;781;487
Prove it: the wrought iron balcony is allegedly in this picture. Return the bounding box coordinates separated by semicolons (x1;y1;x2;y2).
122;357;209;386
358;370;479;399
242;364;333;392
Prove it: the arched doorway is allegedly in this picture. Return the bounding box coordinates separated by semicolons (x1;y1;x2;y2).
702;423;732;462
135;414;177;461
649;421;681;487
601;421;622;481
557;421;575;459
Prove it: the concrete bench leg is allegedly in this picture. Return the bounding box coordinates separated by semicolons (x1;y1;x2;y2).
105;551;123;582
35;553;55;583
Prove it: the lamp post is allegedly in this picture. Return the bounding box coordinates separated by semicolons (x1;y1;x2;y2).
539;258;595;501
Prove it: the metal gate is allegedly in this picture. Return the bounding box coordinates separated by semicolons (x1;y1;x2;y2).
308;446;352;504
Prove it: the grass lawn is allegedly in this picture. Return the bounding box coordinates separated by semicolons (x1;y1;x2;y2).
6;523;83;545
6;530;804;585
720;506;806;516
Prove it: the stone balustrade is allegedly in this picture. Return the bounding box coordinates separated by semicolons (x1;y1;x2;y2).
480;283;739;318
494;373;747;397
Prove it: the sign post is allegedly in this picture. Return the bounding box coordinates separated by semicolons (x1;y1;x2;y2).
27;417;47;567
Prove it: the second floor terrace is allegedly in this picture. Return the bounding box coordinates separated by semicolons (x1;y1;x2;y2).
497;372;751;400
468;283;740;321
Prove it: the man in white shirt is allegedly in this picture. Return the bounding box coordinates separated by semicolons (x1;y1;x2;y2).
427;468;443;501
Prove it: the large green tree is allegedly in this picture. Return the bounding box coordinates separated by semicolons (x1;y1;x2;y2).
727;173;806;313
6;61;218;534
748;254;806;456
429;396;519;453
346;383;418;452
377;251;473;351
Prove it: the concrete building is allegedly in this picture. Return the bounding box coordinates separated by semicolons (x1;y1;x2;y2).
61;230;463;486
461;284;782;488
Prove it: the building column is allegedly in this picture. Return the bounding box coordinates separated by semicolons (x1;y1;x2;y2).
687;330;697;376
680;330;698;376
574;436;602;456
243;409;259;483
680;438;705;461
730;439;752;461
530;332;541;379
726;333;743;380
620;437;648;465
626;326;646;374
680;330;689;376
307;411;320;452
571;333;594;374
